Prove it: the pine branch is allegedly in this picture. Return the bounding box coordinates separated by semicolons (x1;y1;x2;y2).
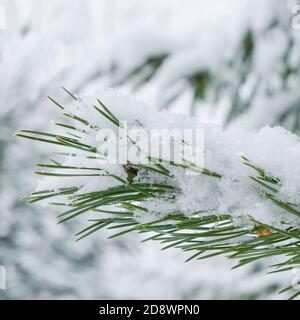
17;90;300;299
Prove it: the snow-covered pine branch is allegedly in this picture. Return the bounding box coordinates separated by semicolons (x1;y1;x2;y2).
17;89;300;298
90;0;300;132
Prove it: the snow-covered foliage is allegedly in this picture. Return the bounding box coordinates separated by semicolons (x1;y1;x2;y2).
17;90;300;298
30;91;300;230
89;0;300;132
1;0;299;299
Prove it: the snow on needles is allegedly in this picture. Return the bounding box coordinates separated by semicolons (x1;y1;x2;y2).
35;90;300;230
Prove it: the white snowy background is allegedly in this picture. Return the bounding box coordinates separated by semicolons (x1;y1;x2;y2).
0;0;299;299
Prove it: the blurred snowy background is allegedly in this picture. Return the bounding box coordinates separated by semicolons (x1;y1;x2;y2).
0;0;299;299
